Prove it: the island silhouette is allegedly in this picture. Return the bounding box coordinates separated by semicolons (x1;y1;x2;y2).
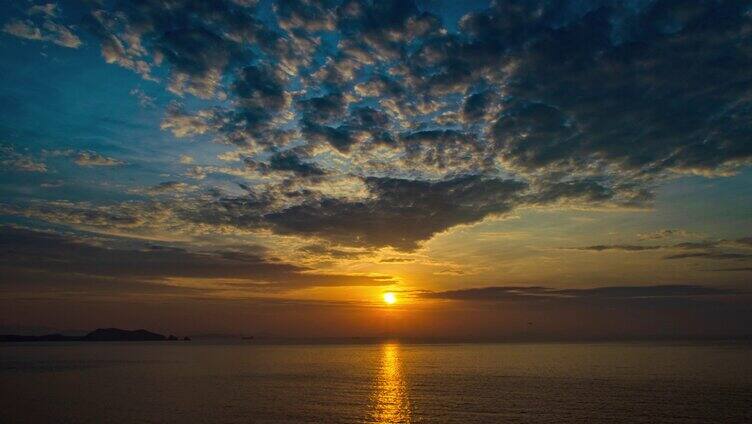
0;328;189;342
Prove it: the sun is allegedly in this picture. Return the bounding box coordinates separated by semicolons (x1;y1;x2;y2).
383;292;397;305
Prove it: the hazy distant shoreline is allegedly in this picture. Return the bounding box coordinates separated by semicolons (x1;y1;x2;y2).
3;332;750;345
0;328;189;343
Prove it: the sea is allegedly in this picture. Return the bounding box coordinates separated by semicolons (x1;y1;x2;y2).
1;340;751;423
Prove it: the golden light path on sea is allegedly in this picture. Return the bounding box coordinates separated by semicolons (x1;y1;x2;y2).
368;343;411;423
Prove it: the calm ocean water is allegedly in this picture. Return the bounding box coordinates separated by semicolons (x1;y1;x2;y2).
1;341;751;423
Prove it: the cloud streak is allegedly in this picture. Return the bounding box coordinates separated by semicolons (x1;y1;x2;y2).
570;236;752;263
74;152;124;167
422;285;738;302
0;226;394;296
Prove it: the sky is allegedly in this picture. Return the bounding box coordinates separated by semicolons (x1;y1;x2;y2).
1;0;751;339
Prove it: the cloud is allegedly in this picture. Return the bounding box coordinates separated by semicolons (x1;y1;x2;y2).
379;257;414;263
3;13;81;49
47;0;752;180
129;88;155;108
299;244;366;260
266;175;527;250
84;0;270;91
422;284;737;302
637;229;691;240
297;92;348;124
161;105;221;138
0;226;394;295
0;145;47;172
11;165;743;253
0;200;160;231
335;0;441;61
735;237;752;248
462;89;497;123
663;252;752;261
40;180;63;188
707;267;752;273
438;1;752;182
3;20;44;41
301;121;357;153
74;152;124;167
85;10;153;79
275;0;336;32
142;181;195;195
253;151;326;178
28;4;59;18
0;175;519;251
157;27;242;98
572;245;662;252
569;235;752;266
230;64;292;134
395;129;483;170
4;0;752;253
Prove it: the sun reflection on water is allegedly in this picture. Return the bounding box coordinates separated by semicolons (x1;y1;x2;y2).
367;343;412;423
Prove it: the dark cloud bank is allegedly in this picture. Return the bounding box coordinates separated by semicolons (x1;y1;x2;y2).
570;236;752;264
422;285;737;302
0;226;392;296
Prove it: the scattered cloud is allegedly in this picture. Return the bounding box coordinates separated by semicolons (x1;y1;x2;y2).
129;88;155;108
0;145;47;173
71;0;752;195
637;229;692;241
74;152;124;167
2;3;81;48
2;0;752;279
40;180;64;188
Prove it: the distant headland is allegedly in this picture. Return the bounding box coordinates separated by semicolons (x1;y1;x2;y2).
0;328;190;342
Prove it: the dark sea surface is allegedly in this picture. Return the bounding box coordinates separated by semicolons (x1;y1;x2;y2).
1;341;751;423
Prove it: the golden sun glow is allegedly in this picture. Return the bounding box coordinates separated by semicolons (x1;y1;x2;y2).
383;292;397;305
